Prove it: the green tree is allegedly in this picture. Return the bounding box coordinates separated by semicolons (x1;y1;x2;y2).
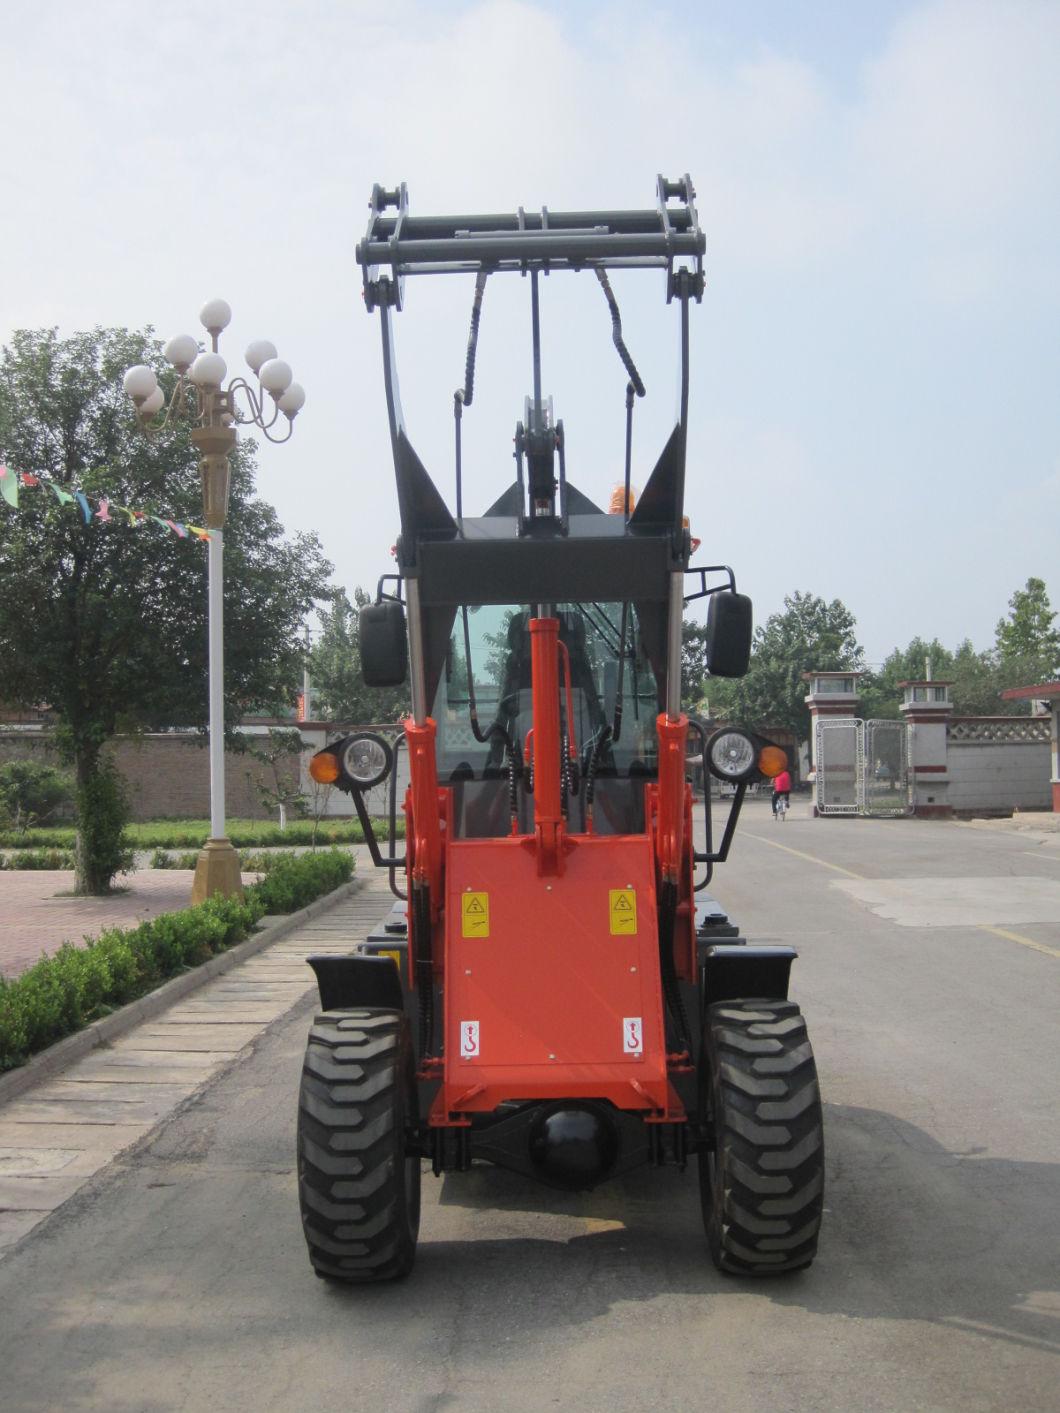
711;591;863;743
310;587;409;723
0;327;332;893
949;639;1011;716
995;577;1059;679
859;637;954;720
234;727;307;829
858;633;1042;720
681;620;710;707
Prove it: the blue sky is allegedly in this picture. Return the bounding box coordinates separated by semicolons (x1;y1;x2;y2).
1;0;1056;668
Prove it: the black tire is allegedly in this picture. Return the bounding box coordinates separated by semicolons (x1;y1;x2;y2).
297;1008;421;1283
699;998;824;1275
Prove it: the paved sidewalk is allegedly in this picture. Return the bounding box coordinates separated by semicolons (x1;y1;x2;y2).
961;811;1060;837
0;870;206;981
0;863;395;1260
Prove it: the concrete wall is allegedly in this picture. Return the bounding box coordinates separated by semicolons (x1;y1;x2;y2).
947;738;1051;812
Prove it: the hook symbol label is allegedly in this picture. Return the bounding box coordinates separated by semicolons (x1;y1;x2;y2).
623;1017;643;1055
460;1020;480;1059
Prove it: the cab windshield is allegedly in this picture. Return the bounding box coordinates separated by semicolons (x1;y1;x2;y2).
431;602;659;783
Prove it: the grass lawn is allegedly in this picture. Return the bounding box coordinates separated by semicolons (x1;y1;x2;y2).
0;817;404;850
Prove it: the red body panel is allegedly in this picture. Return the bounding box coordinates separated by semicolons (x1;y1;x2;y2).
401;616;694;1130
436;832;675;1122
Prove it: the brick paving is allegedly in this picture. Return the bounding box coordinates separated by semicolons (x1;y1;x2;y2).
0;870;392;1259
0;871;200;981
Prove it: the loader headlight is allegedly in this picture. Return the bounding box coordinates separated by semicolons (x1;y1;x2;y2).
705;729;789;783
340;732;393;789
309;731;394;792
706;729;756;781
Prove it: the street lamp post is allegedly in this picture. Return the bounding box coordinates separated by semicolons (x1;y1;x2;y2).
123;299;305;902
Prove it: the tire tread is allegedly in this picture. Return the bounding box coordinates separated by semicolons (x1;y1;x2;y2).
700;998;824;1276
296;1008;420;1284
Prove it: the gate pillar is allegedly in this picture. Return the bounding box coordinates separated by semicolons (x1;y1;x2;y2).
803;672;862;817
899;680;954;817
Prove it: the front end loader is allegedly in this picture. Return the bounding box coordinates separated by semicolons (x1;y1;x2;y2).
298;176;824;1282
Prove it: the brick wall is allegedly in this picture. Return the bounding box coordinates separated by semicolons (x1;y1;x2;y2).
0;731;304;822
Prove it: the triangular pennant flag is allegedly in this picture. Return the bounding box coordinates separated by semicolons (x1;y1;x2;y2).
0;464;18;508
95;498;111;523
149;515;170;531
19;473;39;487
46;480;75;506
164;520;188;538
114;505;139;526
74;491;92;524
186;525;211;541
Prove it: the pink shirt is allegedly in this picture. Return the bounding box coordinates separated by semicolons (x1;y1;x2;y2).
773;770;792;792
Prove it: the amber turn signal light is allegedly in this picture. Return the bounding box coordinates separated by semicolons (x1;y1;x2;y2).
309;750;341;785
757;745;788;779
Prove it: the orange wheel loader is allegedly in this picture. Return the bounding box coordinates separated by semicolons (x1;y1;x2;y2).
299;177;824;1282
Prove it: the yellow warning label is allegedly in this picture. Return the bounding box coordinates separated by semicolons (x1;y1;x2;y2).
378;948;402;970
461;891;490;938
609;888;637;935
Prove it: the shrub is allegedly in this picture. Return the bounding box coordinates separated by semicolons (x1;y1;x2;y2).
149;848;304;872
0;761;73;834
0;816;404;851
4;848;76;870
247;848;354;914
0;893;263;1072
149;849;200;870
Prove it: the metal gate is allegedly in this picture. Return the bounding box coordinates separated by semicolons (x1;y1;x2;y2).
815;719;863;814
863;719;911;816
815;718;911;817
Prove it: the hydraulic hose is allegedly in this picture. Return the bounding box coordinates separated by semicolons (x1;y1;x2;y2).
595;268;646;398
453;270;490;522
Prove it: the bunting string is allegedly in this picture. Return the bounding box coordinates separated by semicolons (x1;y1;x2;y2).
0;463;210;541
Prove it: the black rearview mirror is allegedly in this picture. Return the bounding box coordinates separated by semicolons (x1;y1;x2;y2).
360;601;408;687
705;591;752;678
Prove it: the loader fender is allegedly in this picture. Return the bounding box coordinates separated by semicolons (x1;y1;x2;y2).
701;944;797;1005
307;954;403;1013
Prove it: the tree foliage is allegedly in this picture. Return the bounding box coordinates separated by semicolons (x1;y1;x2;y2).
995;577;1059;678
681;621;710;706
310;587;409;723
860;578;1059;721
0;760;72;835
0;327;332;891
858;637;952;720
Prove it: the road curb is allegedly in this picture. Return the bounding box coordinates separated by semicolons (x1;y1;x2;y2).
0;877;362;1107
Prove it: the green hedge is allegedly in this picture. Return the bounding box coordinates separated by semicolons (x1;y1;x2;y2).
149;847;343;873
0;848;76;870
250;849;354;914
0;818;404;850
0;849;355;1073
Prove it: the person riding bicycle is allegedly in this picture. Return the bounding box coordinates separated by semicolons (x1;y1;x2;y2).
772;766;792;817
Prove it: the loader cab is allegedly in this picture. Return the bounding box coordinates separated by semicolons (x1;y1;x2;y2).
437;600;660;838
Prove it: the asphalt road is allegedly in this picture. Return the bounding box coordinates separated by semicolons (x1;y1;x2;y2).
2;801;1058;1413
